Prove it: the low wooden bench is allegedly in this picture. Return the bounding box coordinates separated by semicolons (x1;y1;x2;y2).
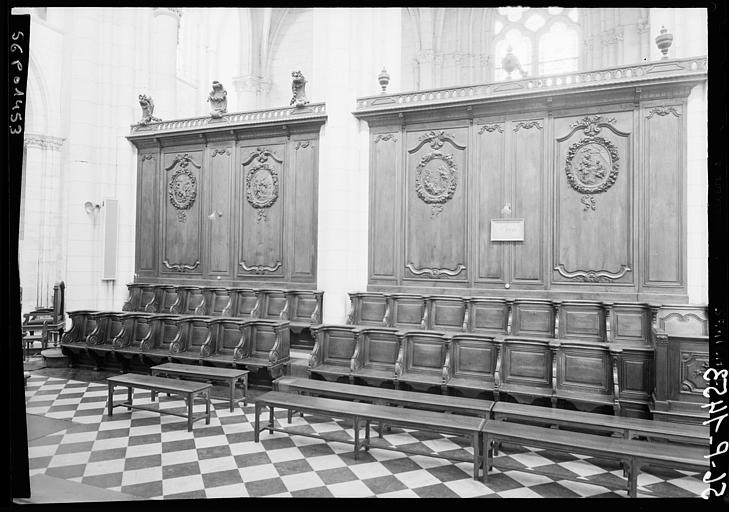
254;391;487;480
481;420;707;497
106;373;212;431
491;401;709;448
150;362;249;412
274;377;494;433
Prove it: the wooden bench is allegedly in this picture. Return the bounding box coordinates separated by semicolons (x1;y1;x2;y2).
254;391;487;480
481;420;707;497
150;362;249;412
106;373;211;431
491;401;708;447
274;377;494;429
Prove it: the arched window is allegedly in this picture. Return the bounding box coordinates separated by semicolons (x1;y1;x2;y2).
493;6;580;81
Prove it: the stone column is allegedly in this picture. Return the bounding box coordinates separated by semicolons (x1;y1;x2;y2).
151;7;180;119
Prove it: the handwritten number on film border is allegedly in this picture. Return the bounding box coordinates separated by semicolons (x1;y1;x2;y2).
701;368;728;499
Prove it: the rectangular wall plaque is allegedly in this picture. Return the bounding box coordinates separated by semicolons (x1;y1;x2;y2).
491;219;525;241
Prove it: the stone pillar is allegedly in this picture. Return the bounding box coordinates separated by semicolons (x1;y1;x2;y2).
151;8;180;119
232;75;272;111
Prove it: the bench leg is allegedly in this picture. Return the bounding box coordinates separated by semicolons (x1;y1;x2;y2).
287;409;293;424
353;417;360;460
127;387;133;410
242;374;248;407
229;381;235;413
187;394;193;432
365;420;370;452
377;422;383;439
472;431;481;481
483;433;490;483
268;406;274;435
107;383;114;416
205;391;210;425
627;461;640;498
254;402;261;442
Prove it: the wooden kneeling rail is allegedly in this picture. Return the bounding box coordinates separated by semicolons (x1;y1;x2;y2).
106;373;212;431
482;420;707;497
254;391;486;480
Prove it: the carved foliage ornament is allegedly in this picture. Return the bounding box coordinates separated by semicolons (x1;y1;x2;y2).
554;264;631;283
166;154;201;222
565;136;619;211
415;151;457;217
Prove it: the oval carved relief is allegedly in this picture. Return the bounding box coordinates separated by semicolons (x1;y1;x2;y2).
565;136;619;210
415;151;457;216
245;164;279;221
168;168;197;222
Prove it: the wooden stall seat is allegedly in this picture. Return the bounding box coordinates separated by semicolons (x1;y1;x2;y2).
285;290;323;332
556;300;606;342
168;315;212;363
139;284;161;313
385;293;427;329
258;289;289;321
496;336;557;405
445;333;500;398
552;339;621;414
200;317;248;365
111;312;155;354
224;287;261;318
139;313;181;361
206;287;234;317
84;312;130;369
395;330;449;392
308;325;358;382
426;295;468;332
178;286;207;316
511;298;556;338
350;327;401;385
121;283;143;312
23;280;65;347
466;298;510;335
346;292;388;326
234;319;291;379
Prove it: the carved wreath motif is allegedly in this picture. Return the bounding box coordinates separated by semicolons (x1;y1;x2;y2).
168;168;197;222
415;151;457;216
245;164;279;222
565;136;619;211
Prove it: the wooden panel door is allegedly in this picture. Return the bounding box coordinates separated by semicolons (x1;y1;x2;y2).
369;130;400;281
135;152;158;276
475;120;507;284
290;139;318;281
160;150;203;276
205;146;234;277
554;112;633;285
238;145;285;278
404;128;468;282
510;119;545;285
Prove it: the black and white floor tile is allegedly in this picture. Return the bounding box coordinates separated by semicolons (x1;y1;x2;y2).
24;374;706;499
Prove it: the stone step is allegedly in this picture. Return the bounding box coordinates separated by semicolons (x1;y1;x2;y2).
41;348;69;368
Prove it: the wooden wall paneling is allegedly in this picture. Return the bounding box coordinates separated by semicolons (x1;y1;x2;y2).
642;101;685;289
553;112;633;286
612;303;651;345
512;299;555;337
237;143;286;279
135;152;158;276
474;119;507;285
559;301;605;342
617;347;653;417
205;145;234;277
404;126;469;283
369;128;400;282
160;149;204;276
289;138;318;282
510;118;545;285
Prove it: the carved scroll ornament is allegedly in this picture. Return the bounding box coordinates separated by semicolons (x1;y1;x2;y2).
569;115;617;136
409;130;466;153
166;154;201;222
415;151;458;217
565;136;619;211
647;105;681;119
554;264;631;283
239;260;282;274
163;259;200;272
478;123;503;134
406;263;466;279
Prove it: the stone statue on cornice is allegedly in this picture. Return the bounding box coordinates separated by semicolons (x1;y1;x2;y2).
138;94;161;125
290;71;309;108
208;81;228;118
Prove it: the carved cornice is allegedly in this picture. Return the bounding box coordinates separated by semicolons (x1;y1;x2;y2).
162;259;200;272
513;120;543;132
24;133;65;151
239;260;282;274
406;263;466;279
354;57;707;118
646;105;681;119
554;264;631;282
477;123;503;134
374;133;398;143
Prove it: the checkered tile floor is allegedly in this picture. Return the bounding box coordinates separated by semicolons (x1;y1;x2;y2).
24;374;705;499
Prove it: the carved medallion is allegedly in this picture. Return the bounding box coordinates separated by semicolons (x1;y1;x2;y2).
415;151;457;217
168;168;197;222
565;136;619;211
245;164;279;222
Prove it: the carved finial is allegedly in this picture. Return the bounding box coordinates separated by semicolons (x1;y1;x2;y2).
290;71;309;107
207;81;228;119
655;26;673;60
501;45;526;79
137;94;161;125
378;68;390;94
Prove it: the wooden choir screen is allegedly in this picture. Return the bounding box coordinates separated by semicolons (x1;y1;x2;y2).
354;57;707;304
127;104;326;288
